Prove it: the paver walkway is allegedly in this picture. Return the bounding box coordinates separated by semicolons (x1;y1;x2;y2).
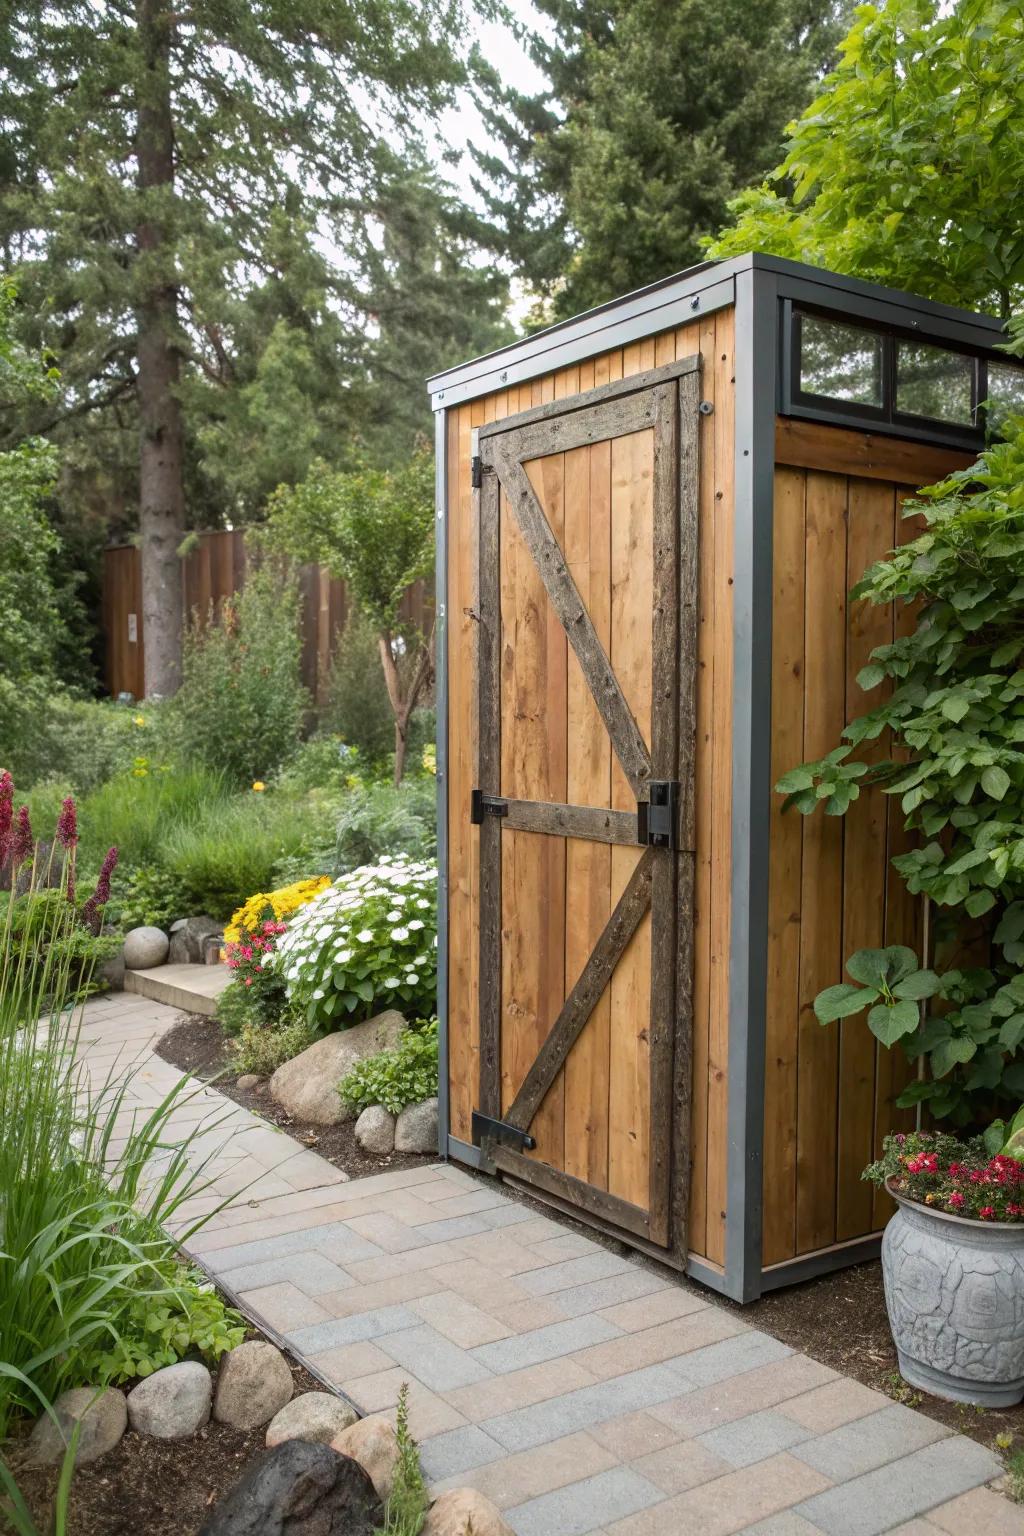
78;993;1016;1536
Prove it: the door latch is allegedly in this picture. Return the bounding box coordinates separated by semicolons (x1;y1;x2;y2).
637;780;680;850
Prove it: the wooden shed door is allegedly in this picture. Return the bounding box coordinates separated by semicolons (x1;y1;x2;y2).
472;362;700;1252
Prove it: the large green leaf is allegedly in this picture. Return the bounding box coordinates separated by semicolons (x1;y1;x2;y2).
814;983;874;1024
867;998;920;1046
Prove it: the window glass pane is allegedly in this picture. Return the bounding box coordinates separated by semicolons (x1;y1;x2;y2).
896;342;974;424
798;315;884;406
986;361;1024;435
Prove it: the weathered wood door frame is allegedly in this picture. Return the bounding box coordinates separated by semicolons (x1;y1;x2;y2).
472;356;701;1261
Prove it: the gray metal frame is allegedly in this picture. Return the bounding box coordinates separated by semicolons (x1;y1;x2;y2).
433;408;450;1159
430;252;1006;1299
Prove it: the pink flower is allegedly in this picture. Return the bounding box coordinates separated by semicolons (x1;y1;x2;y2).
56;797;78;851
979;1205;996;1221
81;846;119;935
0;771;13;865
947;1192;965;1209
8;805;32;868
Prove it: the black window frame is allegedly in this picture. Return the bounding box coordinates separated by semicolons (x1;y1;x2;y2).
779;299;1010;451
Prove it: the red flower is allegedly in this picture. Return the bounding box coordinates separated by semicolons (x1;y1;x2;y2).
979;1206;996;1220
907;1153;938;1175
947;1192;965;1209
9;805;33;868
0;771;13;865
81;846;119;935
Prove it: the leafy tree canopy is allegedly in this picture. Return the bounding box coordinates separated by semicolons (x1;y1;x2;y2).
708;0;1024;316
473;0;848;322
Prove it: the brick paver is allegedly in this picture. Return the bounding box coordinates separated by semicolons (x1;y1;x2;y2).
77;993;1010;1535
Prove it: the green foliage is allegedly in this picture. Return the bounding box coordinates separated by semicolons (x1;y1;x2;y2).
708;0;1024;315
0;278;68;780
267;453;435;635
475;0;847;321
81;1268;245;1384
375;1383;428;1536
13;697;154;797
780;418;1024;1123
73;764;230;872
232;1015;317;1077
0;855;225;1437
108;863;194;931
166;562;310;788
339;1019;439;1116
322;615;406;769
335;780;437;873
275;858;437;1028
157;794;323;921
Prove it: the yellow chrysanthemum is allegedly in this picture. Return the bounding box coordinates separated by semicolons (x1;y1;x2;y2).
224;875;331;944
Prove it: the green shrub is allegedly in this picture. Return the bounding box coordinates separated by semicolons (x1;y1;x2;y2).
14;698;156;797
376;1383;428;1536
321;612;397;767
74;763;231;872
107;863;195;930
159;792;321;919
334;779;437;873
273;857;437;1028
166;561;310;787
273;733;355;795
339;1018;438;1115
82;1266;245;1383
232;1015;316;1075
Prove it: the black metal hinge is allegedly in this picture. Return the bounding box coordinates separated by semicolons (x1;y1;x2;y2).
471;788;509;824
637;780;680;850
472;1110;536;1152
471;454;483;489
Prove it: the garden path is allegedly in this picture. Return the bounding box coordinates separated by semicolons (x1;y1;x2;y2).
77;993;1013;1536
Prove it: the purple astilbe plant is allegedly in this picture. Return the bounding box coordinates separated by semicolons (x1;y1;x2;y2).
8;805;33;869
0;771;13;867
81;845;119;936
56;795;79;903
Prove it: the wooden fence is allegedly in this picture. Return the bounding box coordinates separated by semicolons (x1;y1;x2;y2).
101;529;432;703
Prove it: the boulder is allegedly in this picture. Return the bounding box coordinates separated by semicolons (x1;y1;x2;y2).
265;1391;359;1448
123;925;169;970
330;1415;399;1503
169;914;222;964
127;1361;211;1438
355;1104;396;1155
423;1489;514;1536
199;1439;382;1536
394;1096;439;1155
27;1387;127;1466
214;1340;293;1429
270;1012;406;1125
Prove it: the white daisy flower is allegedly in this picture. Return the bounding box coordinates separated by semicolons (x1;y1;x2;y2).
357;928;374;943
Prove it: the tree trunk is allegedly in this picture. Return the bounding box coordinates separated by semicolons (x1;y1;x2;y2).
378;627;435;786
136;0;185;697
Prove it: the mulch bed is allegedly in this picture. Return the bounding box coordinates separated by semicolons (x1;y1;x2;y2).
8;1354;324;1536
155;1012;431;1180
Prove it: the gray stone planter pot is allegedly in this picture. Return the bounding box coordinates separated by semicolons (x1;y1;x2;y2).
882;1179;1024;1406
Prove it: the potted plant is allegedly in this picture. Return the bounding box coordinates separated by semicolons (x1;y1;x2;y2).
865;1125;1024;1406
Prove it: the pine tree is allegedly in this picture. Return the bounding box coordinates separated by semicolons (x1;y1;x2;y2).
474;0;849;322
0;2;484;694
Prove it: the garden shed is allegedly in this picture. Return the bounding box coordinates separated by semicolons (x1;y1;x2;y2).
428;252;1022;1302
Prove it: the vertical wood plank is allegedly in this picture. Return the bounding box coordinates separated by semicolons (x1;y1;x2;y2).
476;459;502;1123
608;425;654;1209
762;466;806;1266
796;471;848;1254
563;435;613;1189
836;478;896;1241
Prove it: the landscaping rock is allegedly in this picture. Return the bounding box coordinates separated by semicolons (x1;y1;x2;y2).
265;1391;359;1448
270;1011;406;1124
394;1096;439;1154
355;1104;396;1155
330;1415;399;1503
27;1387;127;1466
214;1340;293;1429
127;1361;212;1438
237;1073;262;1092
123;924;169;970
199;1439;382;1536
423;1489;514;1536
169;914;222;964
